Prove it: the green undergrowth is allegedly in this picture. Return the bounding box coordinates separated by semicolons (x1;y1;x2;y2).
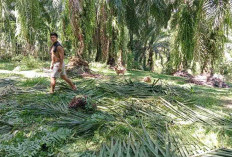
0;57;69;71
0;65;232;156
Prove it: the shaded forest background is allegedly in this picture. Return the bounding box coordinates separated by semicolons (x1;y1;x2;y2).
1;0;232;75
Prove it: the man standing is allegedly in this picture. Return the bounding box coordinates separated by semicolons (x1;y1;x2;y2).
49;32;76;94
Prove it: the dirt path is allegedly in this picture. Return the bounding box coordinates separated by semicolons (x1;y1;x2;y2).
0;69;50;78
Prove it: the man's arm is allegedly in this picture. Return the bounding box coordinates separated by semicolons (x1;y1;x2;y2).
57;46;64;72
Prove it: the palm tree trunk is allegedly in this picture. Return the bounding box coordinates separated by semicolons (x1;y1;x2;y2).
148;48;154;71
129;31;134;52
69;0;84;58
95;22;102;62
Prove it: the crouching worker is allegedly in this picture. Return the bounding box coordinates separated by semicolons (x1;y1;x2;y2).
49;32;76;94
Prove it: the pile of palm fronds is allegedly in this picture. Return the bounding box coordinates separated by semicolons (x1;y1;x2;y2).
173;71;230;88
80;78;184;98
0;84;17;97
1;78;231;156
66;56;91;76
173;70;193;78
67;79;231;156
189;74;230;88
193;148;232;157
82;122;219;157
0;127;72;156
0;79;18;98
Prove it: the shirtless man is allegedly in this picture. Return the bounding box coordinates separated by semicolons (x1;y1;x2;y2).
49;32;76;94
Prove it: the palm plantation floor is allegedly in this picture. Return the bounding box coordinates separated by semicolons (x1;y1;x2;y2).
0;63;232;156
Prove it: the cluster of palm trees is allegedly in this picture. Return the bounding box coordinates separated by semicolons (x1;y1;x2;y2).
0;0;232;73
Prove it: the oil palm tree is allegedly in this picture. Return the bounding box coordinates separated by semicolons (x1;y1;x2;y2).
171;0;232;73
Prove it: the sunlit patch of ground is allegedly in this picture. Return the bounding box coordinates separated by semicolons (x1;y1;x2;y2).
0;69;50;78
222;97;232;109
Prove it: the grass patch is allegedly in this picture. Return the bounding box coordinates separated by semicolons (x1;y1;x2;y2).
0;73;24;78
0;63;232;156
0;61;16;70
0;55;53;72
